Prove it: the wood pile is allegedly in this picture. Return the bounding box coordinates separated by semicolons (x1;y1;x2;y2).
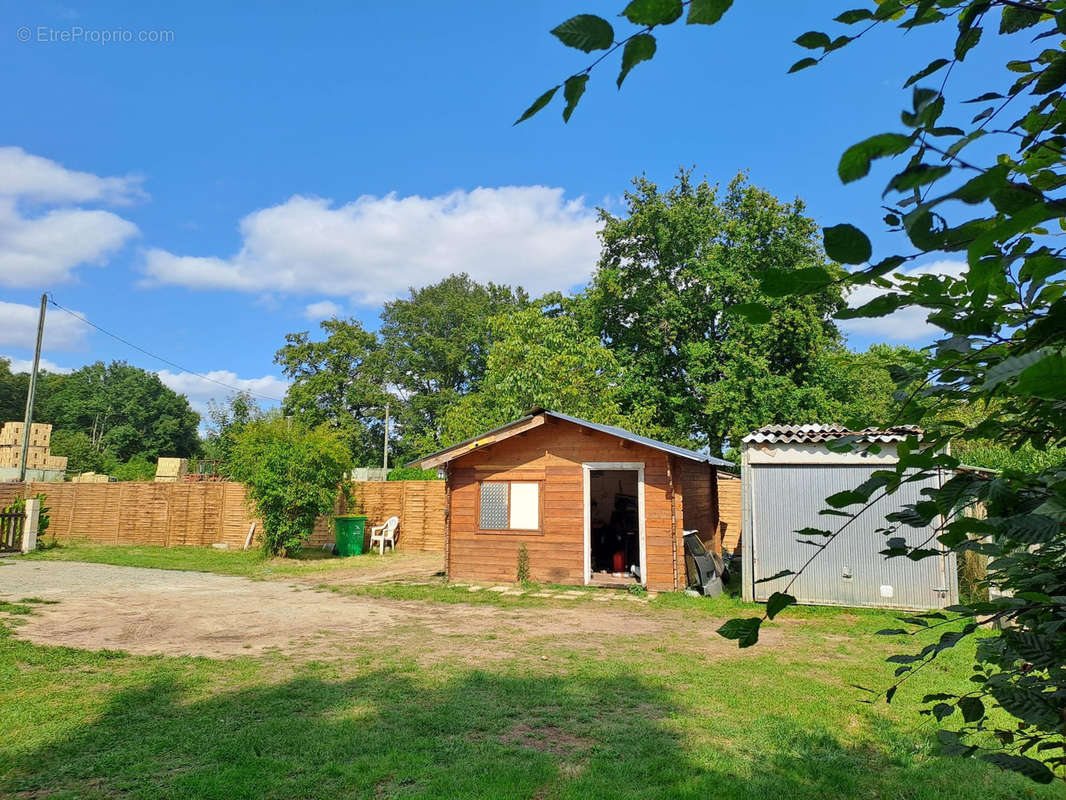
0;422;67;471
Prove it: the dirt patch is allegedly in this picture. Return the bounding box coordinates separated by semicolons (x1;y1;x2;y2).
0;561;742;662
287;551;444;586
501;722;593;756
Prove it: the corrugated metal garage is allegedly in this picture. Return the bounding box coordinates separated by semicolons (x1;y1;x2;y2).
740;424;959;611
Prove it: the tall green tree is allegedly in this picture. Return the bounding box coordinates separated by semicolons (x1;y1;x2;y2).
439;307;649;443
275;318;390;465
379;274;530;455
203;391;265;470
586;171;845;454
48;430;104;475
0;358;29;423
37;361;200;461
528;0;1066;782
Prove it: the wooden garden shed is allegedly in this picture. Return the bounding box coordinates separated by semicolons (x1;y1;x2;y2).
411;410;734;591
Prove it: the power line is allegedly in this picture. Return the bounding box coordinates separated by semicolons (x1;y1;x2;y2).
46;295;286;404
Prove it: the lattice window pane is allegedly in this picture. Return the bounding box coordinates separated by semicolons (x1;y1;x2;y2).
479;482;508;529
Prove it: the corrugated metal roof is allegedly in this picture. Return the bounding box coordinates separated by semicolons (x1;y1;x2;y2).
742;423;922;445
409;409;734;468
544;411;735;467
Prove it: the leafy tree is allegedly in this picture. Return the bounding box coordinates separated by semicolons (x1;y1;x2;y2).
0;358;29;423
227;415;352;556
203;391;264;469
100;453;157;482
386;466;440;481
438;307;650;444
584;171;846;454
49;430;104;475
275;318;391;466
36;361;200;461
533;0;1066;783
379;274;530;456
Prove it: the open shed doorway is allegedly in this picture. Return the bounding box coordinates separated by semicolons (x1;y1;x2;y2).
584;465;645;587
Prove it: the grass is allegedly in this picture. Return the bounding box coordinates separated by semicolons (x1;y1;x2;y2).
18;541;388;580
2;547;1063;798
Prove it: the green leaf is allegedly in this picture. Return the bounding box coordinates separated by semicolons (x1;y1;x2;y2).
982;349;1049;390
1014;352;1066;399
766;591;796;620
838;133;912;183
835;8;873;24
1001;514;1060;544
949;164;1009;204
617;33;657;87
954;26;981;61
904;58;950;88
836;292;906;319
1034;496;1066;523
885;163;952;194
1034;53;1066;94
759;266;832;297
717;617;762;647
623;0;682;26
824;224;873;265
562;74;589;123
687;0;733;25
788;57;819;73
979;753;1054;784
826;489;865;508
550;14;614;53
1000;5;1043;34
514;85;560;125
727;301;771;324
795;31;831;49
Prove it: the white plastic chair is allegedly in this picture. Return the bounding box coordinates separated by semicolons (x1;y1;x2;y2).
369;516;399;555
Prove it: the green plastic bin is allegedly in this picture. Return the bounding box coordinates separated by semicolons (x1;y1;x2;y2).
333;515;367;556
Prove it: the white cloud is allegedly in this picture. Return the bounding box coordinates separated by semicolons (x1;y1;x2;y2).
1;355;74;374
0;300;91;350
156;369;289;419
304;300;342;320
0;146;145;205
0;148;142;288
840;260;967;343
142;187;601;303
0;199;138;288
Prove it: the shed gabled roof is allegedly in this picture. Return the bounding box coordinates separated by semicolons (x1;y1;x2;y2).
411;409;734;469
742;423;922;445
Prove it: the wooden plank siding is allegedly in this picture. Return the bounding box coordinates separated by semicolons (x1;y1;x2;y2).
443;417;717;592
678;459;721;554
717;474;742;556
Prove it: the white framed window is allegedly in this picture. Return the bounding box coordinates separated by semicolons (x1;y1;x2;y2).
479;481;540;531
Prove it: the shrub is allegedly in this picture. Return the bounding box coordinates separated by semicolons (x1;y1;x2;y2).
516;543;530;583
386;466;440;481
227;416;352;556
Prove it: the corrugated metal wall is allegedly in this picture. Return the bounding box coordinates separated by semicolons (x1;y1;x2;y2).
748;464;957;610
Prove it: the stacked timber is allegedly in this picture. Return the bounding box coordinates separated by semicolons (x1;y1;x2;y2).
154;458;189;483
0;423;67;472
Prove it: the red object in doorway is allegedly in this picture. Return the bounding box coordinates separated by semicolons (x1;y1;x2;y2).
612;551;625;573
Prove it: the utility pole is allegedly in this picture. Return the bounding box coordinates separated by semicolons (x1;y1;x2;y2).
18;294;47;483
382;401;390;470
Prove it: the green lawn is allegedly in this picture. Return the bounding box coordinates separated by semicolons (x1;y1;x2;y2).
17;541;393;579
1;548;1062;798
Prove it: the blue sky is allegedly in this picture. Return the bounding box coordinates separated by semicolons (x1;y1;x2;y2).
1;1;1000;418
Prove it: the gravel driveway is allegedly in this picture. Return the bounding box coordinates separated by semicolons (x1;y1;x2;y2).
0;560;687;660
